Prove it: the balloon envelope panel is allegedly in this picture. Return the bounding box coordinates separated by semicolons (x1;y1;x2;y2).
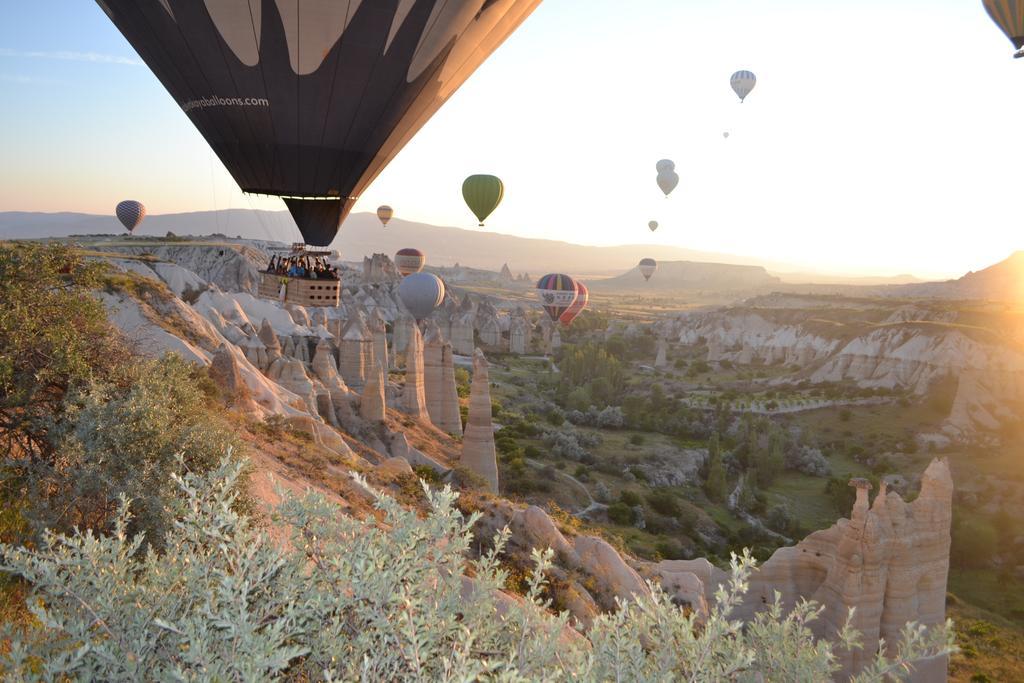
99;0;540;246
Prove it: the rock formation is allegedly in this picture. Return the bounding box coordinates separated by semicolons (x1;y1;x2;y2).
461;349;499;493
438;342;463;436
269;358;320;416
258;318;282;367
392;312;415;362
423;323;445;429
360;362;386;422
311;337;349;411
679;458;954;681
450;310;476;356
401;323;430;421
655;338;668;369
478;315;502;349
368;307;389;371
509;309;531;354
338;310;372;390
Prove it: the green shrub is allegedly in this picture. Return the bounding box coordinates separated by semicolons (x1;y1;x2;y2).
646;490;681;517
0;459;955;681
607;501;636;526
619;489;642;507
27;354;245;548
629;434;645;446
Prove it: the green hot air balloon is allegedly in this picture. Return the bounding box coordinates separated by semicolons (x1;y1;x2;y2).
462;174;504;226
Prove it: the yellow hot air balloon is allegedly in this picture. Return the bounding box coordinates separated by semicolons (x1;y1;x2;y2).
377;205;394;227
983;0;1024;57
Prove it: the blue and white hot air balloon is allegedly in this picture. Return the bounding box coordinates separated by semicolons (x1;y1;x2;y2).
730;70;757;103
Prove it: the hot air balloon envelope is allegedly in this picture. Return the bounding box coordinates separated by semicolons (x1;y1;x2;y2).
462;174;504;226
731;70;757;102
983;0;1024;55
648;221;659;232
656;171;679;197
558;281;589;327
655;159;675;173
99;1;540;246
377;205;394;227
115;200;146;233
395;248;426;277
536;273;578;323
399;272;445;320
639;258;657;282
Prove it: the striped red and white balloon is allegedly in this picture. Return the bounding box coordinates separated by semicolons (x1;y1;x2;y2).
558;281;589;327
115;200;146;233
394;248;426;277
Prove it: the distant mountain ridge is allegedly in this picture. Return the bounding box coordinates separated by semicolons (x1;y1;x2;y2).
591;260;781;293
0;209;914;282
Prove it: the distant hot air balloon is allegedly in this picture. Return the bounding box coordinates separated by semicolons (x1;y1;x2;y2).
377;205;394;227
536;273;578;323
639;258;657;282
648;221;659;232
99;2;540;246
395;248;426;277
558;281;589;327
731;70;757;102
115;200;146;233
983;0;1024;57
656;171;679;197
656;159;675;173
399;272;445;321
462;174;504;226
723;131;730;139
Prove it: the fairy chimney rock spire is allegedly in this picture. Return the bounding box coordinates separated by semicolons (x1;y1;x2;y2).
461;348;498;493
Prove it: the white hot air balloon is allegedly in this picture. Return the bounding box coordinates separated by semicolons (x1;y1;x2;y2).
723;131;730;139
656;170;679;197
730;70;756;103
398;272;445;320
648;220;659;232
655;158;675;173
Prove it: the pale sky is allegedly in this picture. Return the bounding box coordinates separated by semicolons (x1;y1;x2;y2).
1;1;1022;279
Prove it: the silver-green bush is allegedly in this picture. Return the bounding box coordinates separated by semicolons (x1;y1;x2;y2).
0;458;954;681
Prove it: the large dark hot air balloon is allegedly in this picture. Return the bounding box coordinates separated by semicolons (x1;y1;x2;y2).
115;200;146;233
98;1;540;246
558;281;588;327
536;273;578;323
